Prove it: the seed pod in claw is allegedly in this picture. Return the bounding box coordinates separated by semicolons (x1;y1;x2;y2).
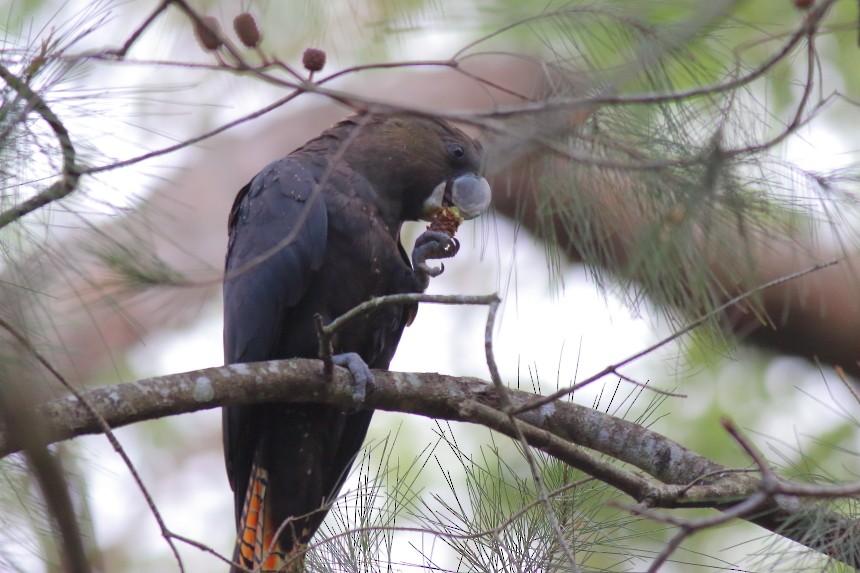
427;207;465;238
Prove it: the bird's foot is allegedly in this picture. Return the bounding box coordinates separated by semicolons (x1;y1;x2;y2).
412;230;460;284
332;352;373;405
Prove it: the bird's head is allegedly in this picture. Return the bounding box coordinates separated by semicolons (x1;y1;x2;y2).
344;114;491;226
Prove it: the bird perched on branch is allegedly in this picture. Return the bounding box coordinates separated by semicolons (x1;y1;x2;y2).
222;112;491;572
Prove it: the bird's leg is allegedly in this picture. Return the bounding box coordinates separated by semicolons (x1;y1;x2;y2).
331;352;373;405
411;230;460;288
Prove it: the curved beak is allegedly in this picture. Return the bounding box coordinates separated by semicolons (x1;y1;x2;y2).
421;174;492;220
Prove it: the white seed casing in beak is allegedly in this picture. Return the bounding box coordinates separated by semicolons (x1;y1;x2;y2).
421;174;492;220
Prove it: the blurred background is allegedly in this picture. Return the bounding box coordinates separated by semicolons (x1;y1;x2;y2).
1;0;860;571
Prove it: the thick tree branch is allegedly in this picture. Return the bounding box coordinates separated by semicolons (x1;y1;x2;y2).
2;359;856;567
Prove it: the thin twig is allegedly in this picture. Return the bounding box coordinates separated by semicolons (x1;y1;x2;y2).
102;0;170;58
169;532;245;571
511;259;842;415
319;293;499;354
481;298;582;572
625;491;770;572
80;89;303;175
728;2;824;158
723;418;860;498
0;62;79;229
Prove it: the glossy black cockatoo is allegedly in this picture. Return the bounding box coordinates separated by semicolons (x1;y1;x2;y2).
222;113;490;572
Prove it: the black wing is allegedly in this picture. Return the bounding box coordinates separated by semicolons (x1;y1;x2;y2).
223;156;327;363
222;156;327;510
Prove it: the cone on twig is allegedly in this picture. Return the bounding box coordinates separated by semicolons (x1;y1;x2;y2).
302;48;326;73
194;16;223;52
234;12;262;48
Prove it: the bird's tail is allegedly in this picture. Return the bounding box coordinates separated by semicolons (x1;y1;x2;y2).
233;458;306;572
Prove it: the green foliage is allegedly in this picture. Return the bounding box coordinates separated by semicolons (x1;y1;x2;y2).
307;422;664;572
413;427;646;572
89;242;187;291
0;456;55;572
308;429;429;572
0;448;97;573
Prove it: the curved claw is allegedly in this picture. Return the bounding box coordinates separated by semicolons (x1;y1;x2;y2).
438;238;458;257
331;352;373;405
449;237;460;255
417;261;444;278
412;230;459;282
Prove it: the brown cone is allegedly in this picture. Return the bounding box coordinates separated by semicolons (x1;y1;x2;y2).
302;48;326;73
234;13;262;48
194;16;222;52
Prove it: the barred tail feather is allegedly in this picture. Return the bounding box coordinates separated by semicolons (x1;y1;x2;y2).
233;460;306;572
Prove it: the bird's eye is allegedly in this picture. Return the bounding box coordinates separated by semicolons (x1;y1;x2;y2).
449;145;466;159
